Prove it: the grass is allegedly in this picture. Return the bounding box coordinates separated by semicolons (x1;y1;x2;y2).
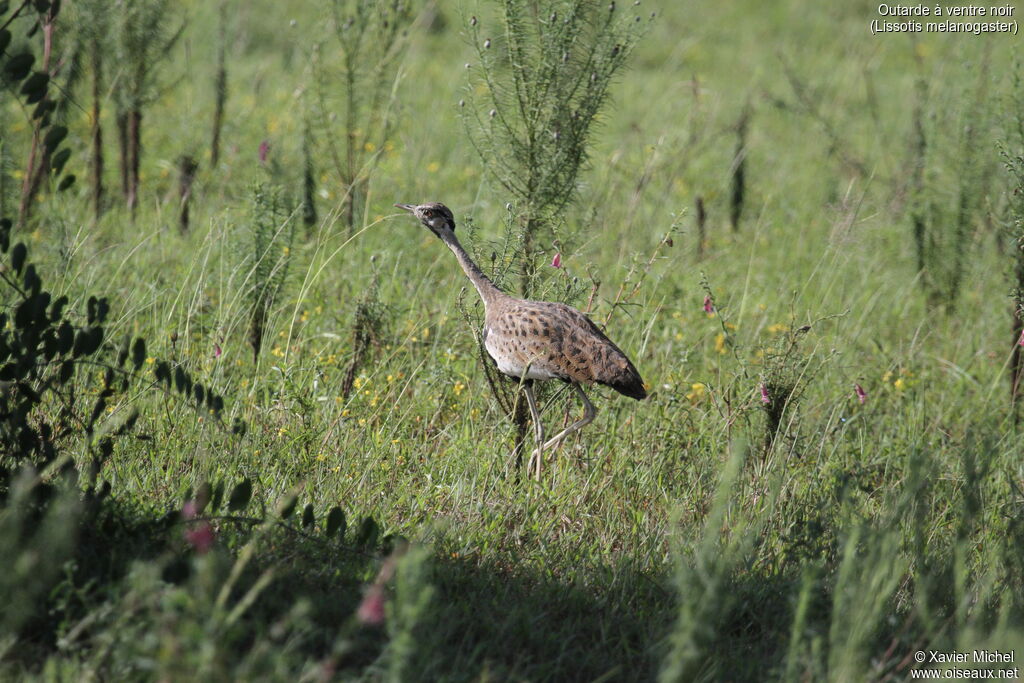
2;0;1024;680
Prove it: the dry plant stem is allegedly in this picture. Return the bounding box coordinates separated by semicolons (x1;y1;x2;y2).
18;15;54;226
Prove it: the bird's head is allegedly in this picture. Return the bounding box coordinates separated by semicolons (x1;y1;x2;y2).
395;202;455;238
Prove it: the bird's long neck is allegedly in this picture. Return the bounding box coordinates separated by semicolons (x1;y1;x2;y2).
440;232;504;306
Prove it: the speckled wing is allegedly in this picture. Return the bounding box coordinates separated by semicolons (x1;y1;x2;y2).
483;300;647;400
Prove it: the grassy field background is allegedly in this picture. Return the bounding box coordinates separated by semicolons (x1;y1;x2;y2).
2;0;1023;680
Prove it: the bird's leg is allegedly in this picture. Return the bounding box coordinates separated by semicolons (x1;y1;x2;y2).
522;381;545;480
538;383;597;456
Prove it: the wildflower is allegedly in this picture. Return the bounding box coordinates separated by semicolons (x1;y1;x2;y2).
551;252;562;268
760;384;770;404
427;161;440;173
453;381;466;396
685;382;706;401
714;332;726;354
213;343;222;359
185;522;216;554
1019;328;1024;346
258;140;269;165
358;585;386;626
703;294;714;314
182;501;215;553
893;378;907;391
855;383;867;404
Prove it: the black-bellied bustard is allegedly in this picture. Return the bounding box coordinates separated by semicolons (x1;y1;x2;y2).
396;202;646;479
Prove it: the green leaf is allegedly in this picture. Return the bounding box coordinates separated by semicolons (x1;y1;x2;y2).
72;326;103;357
355;516;379;549
209;481;224;512
50;147;70;175
10;242;26;274
174;366;190;394
32;99;54;121
301;503;315;529
43;125;67;151
3;53;34;81
325;506;346;539
131;337;146;369
55;321;73;354
19;71;47;99
154;361;171;385
227;478;253;512
57;173;75;192
33;0;50;13
58;360;73;383
49;294;67;321
0;29;11;54
280;496;298;520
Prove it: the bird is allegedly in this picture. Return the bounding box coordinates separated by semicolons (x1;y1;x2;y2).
395;201;647;479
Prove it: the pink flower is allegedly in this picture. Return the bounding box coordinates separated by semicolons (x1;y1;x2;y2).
1018;328;1024;346
213;342;222;359
357;584;386;626
703;295;714;314
259;140;270;165
185;522;216;554
760;383;770;404
551;252;562;268
854;383;867;404
182;499;215;553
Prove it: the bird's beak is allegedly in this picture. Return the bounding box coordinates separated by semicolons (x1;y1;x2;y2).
394;203;416;213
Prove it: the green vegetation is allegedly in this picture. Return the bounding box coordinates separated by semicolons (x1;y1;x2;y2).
1;0;1022;680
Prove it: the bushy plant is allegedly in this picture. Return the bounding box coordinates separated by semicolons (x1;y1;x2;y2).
462;0;650;296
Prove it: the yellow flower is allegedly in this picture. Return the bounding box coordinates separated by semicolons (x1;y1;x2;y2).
300;310;309;322
767;323;789;335
453;381;466;396
146;357;156;364
893;378;907;391
353;377;365;389
364;141;376;153
316;453;327;462
426;161;440;173
724;322;737;331
714;333;727;354
685;382;706;402
271;346;285;357
882;370;893;383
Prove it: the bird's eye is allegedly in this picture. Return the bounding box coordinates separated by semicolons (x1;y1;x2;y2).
424;210;434;217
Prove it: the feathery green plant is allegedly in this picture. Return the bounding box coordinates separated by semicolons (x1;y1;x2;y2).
313;0;417;233
909;51;996;311
462;0;650;296
244;184;295;363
